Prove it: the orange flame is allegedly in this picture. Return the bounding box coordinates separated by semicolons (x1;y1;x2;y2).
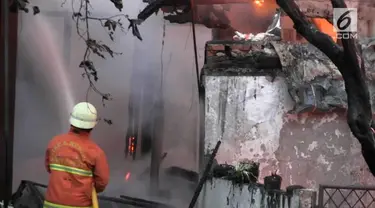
311;18;337;43
125;172;131;181
128;137;135;153
253;0;264;7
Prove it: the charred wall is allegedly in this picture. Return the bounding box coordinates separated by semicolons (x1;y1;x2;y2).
202;40;375;189
204;75;375;189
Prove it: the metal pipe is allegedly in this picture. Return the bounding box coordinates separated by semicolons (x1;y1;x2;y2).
190;0;200;87
2;0;12;207
188;140;221;208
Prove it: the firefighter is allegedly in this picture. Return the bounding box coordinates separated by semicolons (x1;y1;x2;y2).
44;102;110;208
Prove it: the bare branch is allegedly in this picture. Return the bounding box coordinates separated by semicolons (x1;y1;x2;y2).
13;0;125;124
71;0;126;106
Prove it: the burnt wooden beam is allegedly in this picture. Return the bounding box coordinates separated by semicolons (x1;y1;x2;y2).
203;53;281;76
203;40;282;76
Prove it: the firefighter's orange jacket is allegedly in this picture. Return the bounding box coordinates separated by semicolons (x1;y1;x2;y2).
44;129;110;208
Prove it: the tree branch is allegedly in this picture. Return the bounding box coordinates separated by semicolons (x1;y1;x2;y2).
71;0;124;105
276;0;375;176
276;0;343;62
70;0;128;125
15;0;125;124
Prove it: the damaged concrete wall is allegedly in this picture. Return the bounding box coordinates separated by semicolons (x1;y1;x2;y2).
203;39;375;190
204;75;375;189
278;112;375;187
203;39;375;114
205;76;292;177
272;40;375;114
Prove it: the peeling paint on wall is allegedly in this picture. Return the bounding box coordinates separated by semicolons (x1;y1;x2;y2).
204;75;375;189
205;76;294;180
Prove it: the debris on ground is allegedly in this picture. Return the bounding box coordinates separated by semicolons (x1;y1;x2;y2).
212;159;259;184
203;39;375;114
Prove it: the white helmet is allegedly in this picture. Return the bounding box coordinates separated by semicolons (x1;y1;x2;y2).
69;102;98;129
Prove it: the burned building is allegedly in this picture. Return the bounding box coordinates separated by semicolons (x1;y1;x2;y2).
1;0;375;206
200;38;375;192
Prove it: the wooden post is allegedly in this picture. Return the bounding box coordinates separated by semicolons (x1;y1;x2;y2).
0;0;18;205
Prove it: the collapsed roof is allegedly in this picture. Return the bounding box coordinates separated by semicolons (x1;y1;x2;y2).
202;38;375;113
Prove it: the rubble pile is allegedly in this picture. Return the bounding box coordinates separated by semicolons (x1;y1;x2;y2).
272;39;375;113
203;38;375;114
212;159;260;184
233;9;281;42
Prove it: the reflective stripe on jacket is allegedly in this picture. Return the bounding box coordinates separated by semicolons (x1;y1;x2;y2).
44;200;92;208
49;164;93;177
45;129;109;207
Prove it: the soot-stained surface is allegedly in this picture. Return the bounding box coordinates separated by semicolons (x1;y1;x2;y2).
203;40;375;114
204;75;375;190
277;112;375;188
205;76;293;181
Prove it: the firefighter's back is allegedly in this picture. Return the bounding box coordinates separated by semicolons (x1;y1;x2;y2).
45;131;105;207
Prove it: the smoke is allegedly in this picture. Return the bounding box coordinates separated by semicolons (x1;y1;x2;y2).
227;1;278;34
196;2;278;39
13;13;74;188
12;0;279;205
12;0;210;205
